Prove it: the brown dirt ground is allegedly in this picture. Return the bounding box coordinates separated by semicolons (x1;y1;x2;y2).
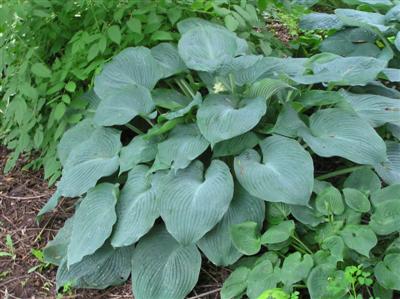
0;147;226;299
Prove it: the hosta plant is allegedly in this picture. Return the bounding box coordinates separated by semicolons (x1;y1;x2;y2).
40;16;400;299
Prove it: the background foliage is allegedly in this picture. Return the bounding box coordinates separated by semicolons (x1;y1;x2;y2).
0;0;291;184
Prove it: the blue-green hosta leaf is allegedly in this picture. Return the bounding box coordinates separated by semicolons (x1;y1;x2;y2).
320;28;380;58
151;43;186;78
159;160;234;244
299;108;387;165
335;9;389;32
197;94;266;145
246;79;293;101
321;236;345;262
293;56;386;86
57;119;96;166
339;91;400;127
221;267;250;299
43;217;74;266
386;4;400;22
343;188;371;213
152;88;191;110
342;0;392;7
290;205;324;227
233;57;307;86
261;220;295;244
235;135;314;206
156;123;209;171
57;128;121;197
300;13;344;30
197;184;265;266
388;123;400;140
296;90;345;110
272;105;306;138
94;47;162;95
67;183;118;266
382;68;400;82
375;141;400;185
344;167;381;194
57;243;132;290
119;135;157;174
94;83;154;126
370;199;400;235
178;21;247;72
315;186;344;216
213;132;259;158
375;254;400;291
111;166;158;247
340;224;377;257
163;92;202;120
280;253;314;286
131;226;201;299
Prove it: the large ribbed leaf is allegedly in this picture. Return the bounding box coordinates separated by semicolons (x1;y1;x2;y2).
152;88;191;110
197;94;266;145
197;184;265;266
335;9;389;32
156;123;209;171
339;91;400;127
57;127;121;197
111;165;158;247
320;28;380;58
234;135;314;205
213;132;259;158
293;56;386;86
300;13;343;30
299;108;387;165
67;183;118;266
246;79;293;101
163;92;202;120
119;135;157;174
178;21;246;72
131;226;201;299
375;254;400;290
151;43;186;78
57;119;96;166
94;83;154;126
57;244;132;290
375;141;400;185
159;160;234;244
94;47;162;95
43;217;74;266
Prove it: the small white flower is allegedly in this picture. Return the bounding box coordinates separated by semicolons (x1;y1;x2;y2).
213;82;226;94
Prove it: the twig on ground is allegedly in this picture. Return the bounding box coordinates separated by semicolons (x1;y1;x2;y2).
187;288;221;299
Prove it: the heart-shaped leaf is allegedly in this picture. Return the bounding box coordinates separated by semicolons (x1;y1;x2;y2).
375;141;400;185
131;226;201;299
235;135;314;205
57;127;121;197
340;224;377;257
197;184;265;266
197;94;266;145
151;43;186;78
299;108;387;165
159;160;234;244
67;183;118;266
111;165;158;247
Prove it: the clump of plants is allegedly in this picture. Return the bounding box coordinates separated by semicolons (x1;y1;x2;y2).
40;12;399;299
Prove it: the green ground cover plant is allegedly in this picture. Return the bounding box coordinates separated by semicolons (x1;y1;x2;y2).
0;0;288;185
37;0;400;295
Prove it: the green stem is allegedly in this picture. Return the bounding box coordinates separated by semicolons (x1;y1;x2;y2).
316;166;368;181
291;235;313;255
142;116;154;127
229;74;236;95
175;79;190;97
291;243;307;255
125;124;144;135
179;79;196;98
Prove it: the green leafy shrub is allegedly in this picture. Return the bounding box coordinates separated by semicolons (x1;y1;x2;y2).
40;3;400;299
0;0;288;184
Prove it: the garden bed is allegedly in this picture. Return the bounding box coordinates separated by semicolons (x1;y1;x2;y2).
0;147;225;298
